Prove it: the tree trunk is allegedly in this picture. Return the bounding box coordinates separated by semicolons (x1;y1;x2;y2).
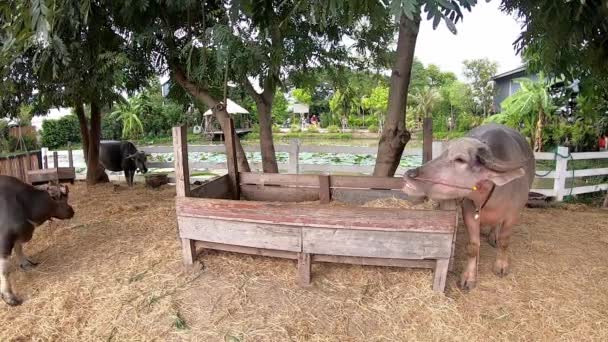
85;101;109;184
534;108;545;152
257;102;279;173
74;100;90;162
422;117;433;164
373;14;419;177
172;67;251;172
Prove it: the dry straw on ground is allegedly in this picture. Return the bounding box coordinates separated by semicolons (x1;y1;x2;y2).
1;183;607;341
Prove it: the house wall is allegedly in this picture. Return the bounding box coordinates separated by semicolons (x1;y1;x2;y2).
493;70;538;112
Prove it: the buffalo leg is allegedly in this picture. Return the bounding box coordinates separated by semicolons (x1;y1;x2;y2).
125;170;134;187
459;200;480;291
0;240;21;306
14;242;37;271
493;222;513;277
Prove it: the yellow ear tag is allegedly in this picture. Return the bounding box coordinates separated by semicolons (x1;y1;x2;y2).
472;185;478;191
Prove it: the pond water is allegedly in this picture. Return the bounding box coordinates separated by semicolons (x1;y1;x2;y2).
49;148;422;175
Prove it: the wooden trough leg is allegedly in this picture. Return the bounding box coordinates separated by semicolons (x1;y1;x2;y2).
181;238;197;266
297;253;312;287
433;259;449;293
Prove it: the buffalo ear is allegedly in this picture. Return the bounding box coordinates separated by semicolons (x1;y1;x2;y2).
486;167;525;186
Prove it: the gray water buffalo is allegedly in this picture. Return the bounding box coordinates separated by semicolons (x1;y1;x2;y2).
402;123;535;290
0;176;75;306
99;141;148;187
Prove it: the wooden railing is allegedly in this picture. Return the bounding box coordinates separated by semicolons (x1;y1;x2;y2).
0;151;42;182
43;142;608;201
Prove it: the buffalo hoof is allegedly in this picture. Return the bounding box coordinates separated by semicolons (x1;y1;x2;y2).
2;293;23;306
459;274;477;291
20;258;38;271
493;260;510;277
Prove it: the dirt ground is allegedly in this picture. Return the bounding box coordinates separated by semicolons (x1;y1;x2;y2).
1;183;607;341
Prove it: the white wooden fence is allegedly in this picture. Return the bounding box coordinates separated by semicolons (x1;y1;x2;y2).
44;142;608;201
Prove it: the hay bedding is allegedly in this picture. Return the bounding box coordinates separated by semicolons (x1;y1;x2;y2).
1;183;607;341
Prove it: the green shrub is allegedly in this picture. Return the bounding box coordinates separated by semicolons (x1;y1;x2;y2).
290;124;301;133
307;125;319;133
102;114;123;140
272;125;281;133
368;124;379;133
326;125;340;133
41;115;81;149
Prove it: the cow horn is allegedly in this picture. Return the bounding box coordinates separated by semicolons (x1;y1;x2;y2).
126;153;138;159
477;145;528;172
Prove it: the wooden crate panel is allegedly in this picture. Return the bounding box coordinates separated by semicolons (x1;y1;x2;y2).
331;188;409;204
178;216;302;252
303;228;453;259
190;175;233;199
176;197;456;233
240;184;320;202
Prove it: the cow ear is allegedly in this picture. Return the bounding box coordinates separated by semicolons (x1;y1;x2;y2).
486;167;525;186
60;185;69;195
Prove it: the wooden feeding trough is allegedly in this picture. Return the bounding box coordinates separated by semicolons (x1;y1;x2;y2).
173;121;458;292
27;149;76;185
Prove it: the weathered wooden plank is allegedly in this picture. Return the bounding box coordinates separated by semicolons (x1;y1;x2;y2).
319;175;331;204
172;126;190;197
240;184;320;202
68;149;74;168
330;175;403;189
190;175;233;199
298;253;312;286
312;255;436;269
177;216;302;252
433;259;449;293
176;197;457;233
239;172;319;187
181;238;197;265
331;188;410;204
224;117;240;199
303;228;453;259
196;241;298;259
423;117;433;164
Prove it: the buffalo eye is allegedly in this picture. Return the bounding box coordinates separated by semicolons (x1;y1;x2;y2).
454;157;467;164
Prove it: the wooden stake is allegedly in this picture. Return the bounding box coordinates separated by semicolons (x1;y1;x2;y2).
224;117;240;200
172;126;191;197
423;117;433;164
319;174;331;204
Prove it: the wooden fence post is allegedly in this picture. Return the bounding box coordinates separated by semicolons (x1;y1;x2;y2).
172;125;191;197
554;146;569;202
224;117;240;200
52;151;58;168
422;117;433;164
288;139;300;174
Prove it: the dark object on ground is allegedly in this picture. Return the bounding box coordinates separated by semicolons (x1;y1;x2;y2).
145;173;169;190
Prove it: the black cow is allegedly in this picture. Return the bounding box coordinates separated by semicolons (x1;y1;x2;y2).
0;176;75;306
99;141;148;187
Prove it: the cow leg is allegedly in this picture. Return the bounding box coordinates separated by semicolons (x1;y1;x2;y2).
493;222;513;277
0;239;21;306
14;242;38;271
125;170;133;187
459;200;481;291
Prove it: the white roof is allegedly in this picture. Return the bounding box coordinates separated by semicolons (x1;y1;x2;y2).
203;99;250;116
